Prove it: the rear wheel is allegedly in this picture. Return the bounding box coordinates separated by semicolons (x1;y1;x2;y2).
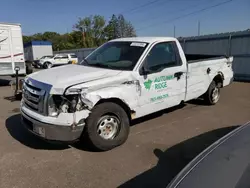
204;80;221;105
83;102;130;151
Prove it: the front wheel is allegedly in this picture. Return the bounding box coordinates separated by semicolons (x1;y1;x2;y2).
82;102;130;151
44;62;52;69
204;80;221;105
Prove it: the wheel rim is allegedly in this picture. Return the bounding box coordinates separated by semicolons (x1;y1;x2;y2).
212;87;220;103
97;115;120;140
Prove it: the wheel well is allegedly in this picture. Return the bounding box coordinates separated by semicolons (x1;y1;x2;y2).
96;98;133;121
213;73;224;88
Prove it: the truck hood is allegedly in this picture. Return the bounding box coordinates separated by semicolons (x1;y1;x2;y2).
28;65;122;94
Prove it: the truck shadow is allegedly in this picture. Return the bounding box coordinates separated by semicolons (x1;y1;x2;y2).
186;98;207;106
119;126;238;188
5;114;69;150
75;104;188;151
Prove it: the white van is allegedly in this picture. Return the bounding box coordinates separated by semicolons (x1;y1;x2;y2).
0;22;25;75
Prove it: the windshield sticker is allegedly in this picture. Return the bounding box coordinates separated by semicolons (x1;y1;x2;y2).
151;94;169;102
143;75;174;91
130;42;147;47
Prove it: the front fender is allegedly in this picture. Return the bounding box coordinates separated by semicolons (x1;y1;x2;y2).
84;84;140;110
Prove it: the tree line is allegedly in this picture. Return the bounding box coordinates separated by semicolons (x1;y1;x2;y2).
23;14;136;51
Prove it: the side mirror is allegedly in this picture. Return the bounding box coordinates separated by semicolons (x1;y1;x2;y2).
139;58;150;75
139;66;148;75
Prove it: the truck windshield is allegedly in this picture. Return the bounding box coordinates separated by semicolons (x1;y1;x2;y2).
81;41;149;70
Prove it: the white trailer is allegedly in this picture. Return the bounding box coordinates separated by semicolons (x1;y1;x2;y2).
24;41;53;62
0;22;25;75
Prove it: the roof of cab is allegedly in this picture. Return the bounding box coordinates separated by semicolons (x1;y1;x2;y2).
110;37;177;43
0;22;21;26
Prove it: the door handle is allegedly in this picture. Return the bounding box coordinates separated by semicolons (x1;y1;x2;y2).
174;71;184;80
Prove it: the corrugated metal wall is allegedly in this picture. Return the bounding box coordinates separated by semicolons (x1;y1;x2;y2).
179;30;250;81
54;48;96;62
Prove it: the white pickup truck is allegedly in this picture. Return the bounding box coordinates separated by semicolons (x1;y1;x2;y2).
20;37;234;151
39;53;78;69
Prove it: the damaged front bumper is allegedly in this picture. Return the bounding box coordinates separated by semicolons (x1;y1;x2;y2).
20;103;89;142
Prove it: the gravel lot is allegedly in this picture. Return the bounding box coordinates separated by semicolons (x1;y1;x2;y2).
0;76;249;188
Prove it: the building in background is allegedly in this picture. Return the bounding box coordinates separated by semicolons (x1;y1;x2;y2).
24;41;53;62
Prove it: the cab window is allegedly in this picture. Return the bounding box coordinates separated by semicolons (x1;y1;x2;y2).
60;55;68;59
144;42;181;73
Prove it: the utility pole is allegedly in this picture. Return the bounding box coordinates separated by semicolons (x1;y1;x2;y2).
198;21;201;36
174;25;176;37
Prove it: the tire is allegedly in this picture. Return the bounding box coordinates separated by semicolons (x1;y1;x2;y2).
44;62;52;69
26;63;33;74
204;80;221;105
83;102;130;151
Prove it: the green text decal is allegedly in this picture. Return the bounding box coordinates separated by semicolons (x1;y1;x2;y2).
150;94;169;102
143;75;174;91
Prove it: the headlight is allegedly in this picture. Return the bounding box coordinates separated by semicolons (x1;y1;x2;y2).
48;93;87;116
48;95;62;117
65;87;88;95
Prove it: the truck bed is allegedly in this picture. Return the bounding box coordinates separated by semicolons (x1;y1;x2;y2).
184;53;233;102
185;54;226;64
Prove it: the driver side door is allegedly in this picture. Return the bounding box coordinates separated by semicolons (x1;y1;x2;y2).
136;41;186;116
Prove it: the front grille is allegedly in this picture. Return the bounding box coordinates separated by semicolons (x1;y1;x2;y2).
23;80;46;114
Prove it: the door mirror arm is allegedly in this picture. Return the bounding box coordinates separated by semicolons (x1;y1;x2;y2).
139;58;150;75
139;66;146;75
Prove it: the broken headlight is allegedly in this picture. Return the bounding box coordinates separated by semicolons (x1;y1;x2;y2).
48;95;62;117
48;93;87;117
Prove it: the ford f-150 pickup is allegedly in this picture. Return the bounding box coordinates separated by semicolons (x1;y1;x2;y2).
20;37;234;151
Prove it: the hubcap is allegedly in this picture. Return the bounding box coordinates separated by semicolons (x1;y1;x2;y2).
212;87;220;103
97;115;120;140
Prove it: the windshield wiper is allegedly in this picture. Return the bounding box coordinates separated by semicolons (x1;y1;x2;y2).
82;60;115;69
91;63;113;69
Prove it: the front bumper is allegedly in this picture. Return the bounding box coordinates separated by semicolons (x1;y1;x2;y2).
21;109;84;142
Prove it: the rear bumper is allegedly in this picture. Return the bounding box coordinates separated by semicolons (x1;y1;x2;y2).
21;109;84;142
